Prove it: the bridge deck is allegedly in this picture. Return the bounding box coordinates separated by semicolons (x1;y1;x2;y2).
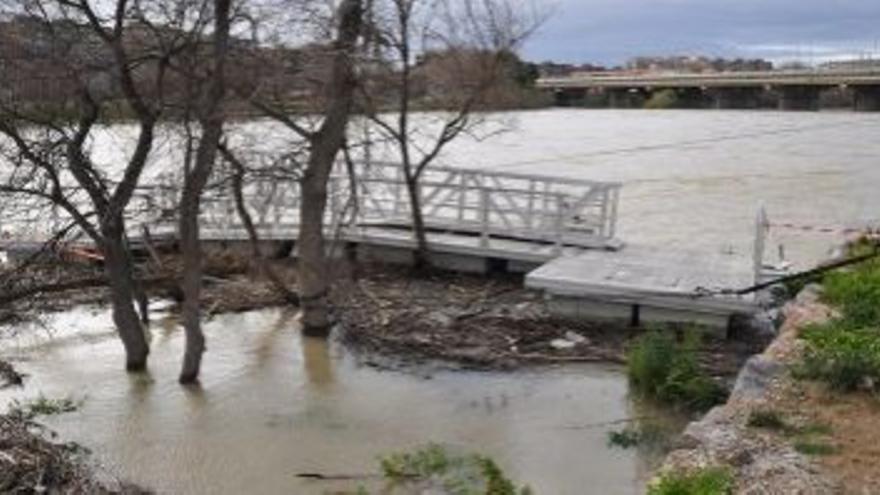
538;68;880;90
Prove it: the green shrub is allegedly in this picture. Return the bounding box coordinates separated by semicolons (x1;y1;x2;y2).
799;321;880;391
648;467;734;495
822;264;880;327
628;331;727;411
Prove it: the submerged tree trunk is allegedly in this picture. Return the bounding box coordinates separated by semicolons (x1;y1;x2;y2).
177;0;232;384
178;177;208;383
299;151;335;336
297;0;364;337
102;227;149;370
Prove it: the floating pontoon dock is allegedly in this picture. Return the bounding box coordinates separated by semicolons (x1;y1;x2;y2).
9;161;762;330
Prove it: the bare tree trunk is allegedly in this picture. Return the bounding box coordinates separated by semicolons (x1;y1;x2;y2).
297;0;364;337
299;162;333;336
102;229;150;370
178;181;207;383
404;176;430;269
178;0;232;384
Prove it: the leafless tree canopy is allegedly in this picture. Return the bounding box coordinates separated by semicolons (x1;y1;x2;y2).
0;0;542;379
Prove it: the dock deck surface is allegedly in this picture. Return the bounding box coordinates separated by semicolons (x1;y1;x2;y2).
526;244;758;315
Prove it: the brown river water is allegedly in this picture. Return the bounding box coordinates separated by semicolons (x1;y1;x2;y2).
0;306;678;494
3;109;879;493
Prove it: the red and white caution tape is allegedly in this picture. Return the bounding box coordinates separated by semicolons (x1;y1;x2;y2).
768;222;879;236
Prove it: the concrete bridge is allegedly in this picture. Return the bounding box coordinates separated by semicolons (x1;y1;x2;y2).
538;68;880;111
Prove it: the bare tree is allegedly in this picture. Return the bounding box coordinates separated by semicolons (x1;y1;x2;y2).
242;0;365;337
173;0;233;384
0;0;181;370
359;0;542;268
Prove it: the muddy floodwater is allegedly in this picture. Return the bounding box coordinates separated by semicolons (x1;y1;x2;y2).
0;307;677;495
4;109;880;269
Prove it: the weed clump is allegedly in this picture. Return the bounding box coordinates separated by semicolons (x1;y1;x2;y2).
746;409;787;430
378;444;532;495
7;394;82;421
793;440;838;456
627;331;727;412
607;423;672;451
648;467;734;495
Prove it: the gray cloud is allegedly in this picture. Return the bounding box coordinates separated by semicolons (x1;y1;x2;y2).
523;0;880;65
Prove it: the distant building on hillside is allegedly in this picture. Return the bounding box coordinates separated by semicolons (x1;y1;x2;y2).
820;59;880;71
536;61;607;78
625;55;773;73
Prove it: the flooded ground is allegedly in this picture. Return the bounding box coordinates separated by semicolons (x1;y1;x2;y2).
0;307;679;495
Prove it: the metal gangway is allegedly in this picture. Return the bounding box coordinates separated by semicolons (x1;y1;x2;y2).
139;161;623;261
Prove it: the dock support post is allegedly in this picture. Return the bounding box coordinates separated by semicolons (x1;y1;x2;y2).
553;193;565;255
753;206;769;285
457;172;467;221
479;188;490;248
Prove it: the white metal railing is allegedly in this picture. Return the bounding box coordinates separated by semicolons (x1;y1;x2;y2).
137;161;622;250
348;162;621;249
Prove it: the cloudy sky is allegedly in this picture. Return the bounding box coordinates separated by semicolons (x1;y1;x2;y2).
522;0;880;66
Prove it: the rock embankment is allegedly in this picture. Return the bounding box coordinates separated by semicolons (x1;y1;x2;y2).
657;287;839;493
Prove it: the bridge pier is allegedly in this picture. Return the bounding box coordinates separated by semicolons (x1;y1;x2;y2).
777;85;821;111
853;85;880;112
675;87;711;108
708;87;761;109
607;88;647;109
553;88;586;107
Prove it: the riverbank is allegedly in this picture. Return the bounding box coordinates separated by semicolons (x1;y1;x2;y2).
655;281;880;493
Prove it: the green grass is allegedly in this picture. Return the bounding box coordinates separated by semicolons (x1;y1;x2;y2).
797;240;880;392
627;330;728;412
793;440;838;456
648;467;734;495
798;421;833;436
799;320;880;391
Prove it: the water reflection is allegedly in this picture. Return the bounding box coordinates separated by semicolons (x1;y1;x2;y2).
301;336;335;389
1;308;672;495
